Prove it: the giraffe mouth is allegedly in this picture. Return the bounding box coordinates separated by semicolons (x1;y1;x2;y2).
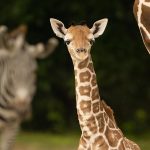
68;48;89;61
75;48;90;61
75;52;89;61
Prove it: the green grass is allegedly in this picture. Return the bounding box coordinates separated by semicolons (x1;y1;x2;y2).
15;132;79;150
14;132;150;150
128;133;150;150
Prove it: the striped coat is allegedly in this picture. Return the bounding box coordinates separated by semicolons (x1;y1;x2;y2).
0;50;37;124
0;25;58;150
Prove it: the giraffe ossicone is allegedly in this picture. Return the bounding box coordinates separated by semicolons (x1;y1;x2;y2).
50;18;141;150
133;0;150;54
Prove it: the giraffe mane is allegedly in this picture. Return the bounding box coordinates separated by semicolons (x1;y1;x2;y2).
69;21;87;26
101;100;117;126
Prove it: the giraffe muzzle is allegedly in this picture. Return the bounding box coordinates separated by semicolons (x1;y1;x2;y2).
75;48;88;61
76;48;87;53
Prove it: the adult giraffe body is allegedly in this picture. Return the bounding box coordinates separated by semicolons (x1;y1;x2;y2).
50;18;141;150
133;0;150;53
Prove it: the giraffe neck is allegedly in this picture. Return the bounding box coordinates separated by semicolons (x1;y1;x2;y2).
72;56;141;149
73;56;122;149
73;56;104;136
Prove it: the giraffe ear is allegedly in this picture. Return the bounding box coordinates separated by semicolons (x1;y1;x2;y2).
50;18;67;38
90;18;108;38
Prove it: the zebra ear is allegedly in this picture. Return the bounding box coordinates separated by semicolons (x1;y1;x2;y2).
9;25;27;50
37;37;58;58
13;35;25;50
50;18;67;38
26;43;45;58
26;38;58;58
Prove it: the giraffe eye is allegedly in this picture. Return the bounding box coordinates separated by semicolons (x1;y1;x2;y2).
65;40;71;45
89;39;95;45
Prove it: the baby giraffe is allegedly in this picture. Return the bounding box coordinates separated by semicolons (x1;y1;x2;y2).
50;18;141;150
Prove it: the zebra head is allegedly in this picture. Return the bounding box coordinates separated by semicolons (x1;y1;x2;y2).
0;25;27;56
0;25;58;58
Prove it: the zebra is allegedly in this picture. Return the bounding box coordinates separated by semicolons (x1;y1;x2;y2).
0;25;58;150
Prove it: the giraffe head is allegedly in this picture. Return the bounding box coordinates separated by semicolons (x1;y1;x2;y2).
50;18;108;61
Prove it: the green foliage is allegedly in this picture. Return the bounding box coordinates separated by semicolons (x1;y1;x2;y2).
0;0;149;132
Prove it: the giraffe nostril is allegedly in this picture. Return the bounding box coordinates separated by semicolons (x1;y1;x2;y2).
76;49;80;53
76;48;86;53
80;49;84;52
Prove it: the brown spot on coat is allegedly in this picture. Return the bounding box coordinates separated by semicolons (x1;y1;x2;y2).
91;74;97;87
87;63;94;72
78;57;89;69
92;136;109;149
140;4;150;53
99;101;104;111
91;87;100;100
96;113;105;133
108;119;115;128
123;138;141;150
118;140;126;150
101;100;117;126
79;85;91;97
105;127;122;147
141;4;150;33
86;115;97;134
92;101;100;114
80;100;91;114
80;71;91;82
103;112;109;123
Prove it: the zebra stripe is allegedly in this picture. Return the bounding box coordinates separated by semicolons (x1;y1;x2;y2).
0;51;37;122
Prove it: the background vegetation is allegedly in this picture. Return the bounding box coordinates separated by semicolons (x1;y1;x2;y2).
0;0;149;137
14;132;150;150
